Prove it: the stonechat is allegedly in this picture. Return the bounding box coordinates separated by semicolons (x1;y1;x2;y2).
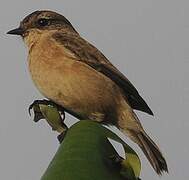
7;10;167;174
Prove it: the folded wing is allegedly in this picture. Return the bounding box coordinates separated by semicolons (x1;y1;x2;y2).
52;32;153;115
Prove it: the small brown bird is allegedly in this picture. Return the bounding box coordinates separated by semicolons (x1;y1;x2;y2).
7;10;167;174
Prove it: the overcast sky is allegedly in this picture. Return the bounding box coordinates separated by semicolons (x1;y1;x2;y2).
0;0;189;179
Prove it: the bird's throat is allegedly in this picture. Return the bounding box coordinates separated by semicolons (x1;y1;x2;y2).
23;29;43;53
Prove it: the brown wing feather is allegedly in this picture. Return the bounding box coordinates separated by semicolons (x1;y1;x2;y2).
52;32;153;115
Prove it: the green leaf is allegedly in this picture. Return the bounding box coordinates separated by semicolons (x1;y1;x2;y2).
41;120;141;180
29;102;141;179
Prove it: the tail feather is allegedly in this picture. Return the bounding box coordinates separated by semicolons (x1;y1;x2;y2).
137;131;168;174
117;100;168;174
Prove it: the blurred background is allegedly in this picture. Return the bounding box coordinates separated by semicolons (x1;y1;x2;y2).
0;0;188;179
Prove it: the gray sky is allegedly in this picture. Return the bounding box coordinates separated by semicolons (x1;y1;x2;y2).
1;0;188;179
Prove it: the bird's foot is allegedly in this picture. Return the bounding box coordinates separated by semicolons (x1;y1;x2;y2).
29;99;65;117
29;99;55;115
28;101;45;122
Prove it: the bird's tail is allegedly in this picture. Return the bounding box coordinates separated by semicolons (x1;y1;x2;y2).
127;129;168;175
118;108;168;174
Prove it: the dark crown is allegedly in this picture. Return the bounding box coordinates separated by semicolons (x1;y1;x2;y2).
20;10;77;32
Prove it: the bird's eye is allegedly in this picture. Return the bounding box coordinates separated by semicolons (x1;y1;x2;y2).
37;18;49;27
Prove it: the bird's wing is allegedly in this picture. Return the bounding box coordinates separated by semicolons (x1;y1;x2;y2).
52;32;153;115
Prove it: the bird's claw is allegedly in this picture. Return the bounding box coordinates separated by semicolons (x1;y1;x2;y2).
28;99;65;115
28;100;46;122
28;99;68;142
28;99;65;123
28;99;52;116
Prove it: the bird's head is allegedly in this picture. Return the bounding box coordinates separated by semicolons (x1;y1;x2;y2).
7;10;77;38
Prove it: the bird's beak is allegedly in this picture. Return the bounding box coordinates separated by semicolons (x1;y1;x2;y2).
7;27;24;36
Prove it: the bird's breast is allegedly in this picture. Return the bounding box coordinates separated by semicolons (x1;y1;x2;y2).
28;35;78;102
27;34;122;120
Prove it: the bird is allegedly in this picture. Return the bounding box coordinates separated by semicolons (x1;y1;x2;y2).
7;10;168;174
